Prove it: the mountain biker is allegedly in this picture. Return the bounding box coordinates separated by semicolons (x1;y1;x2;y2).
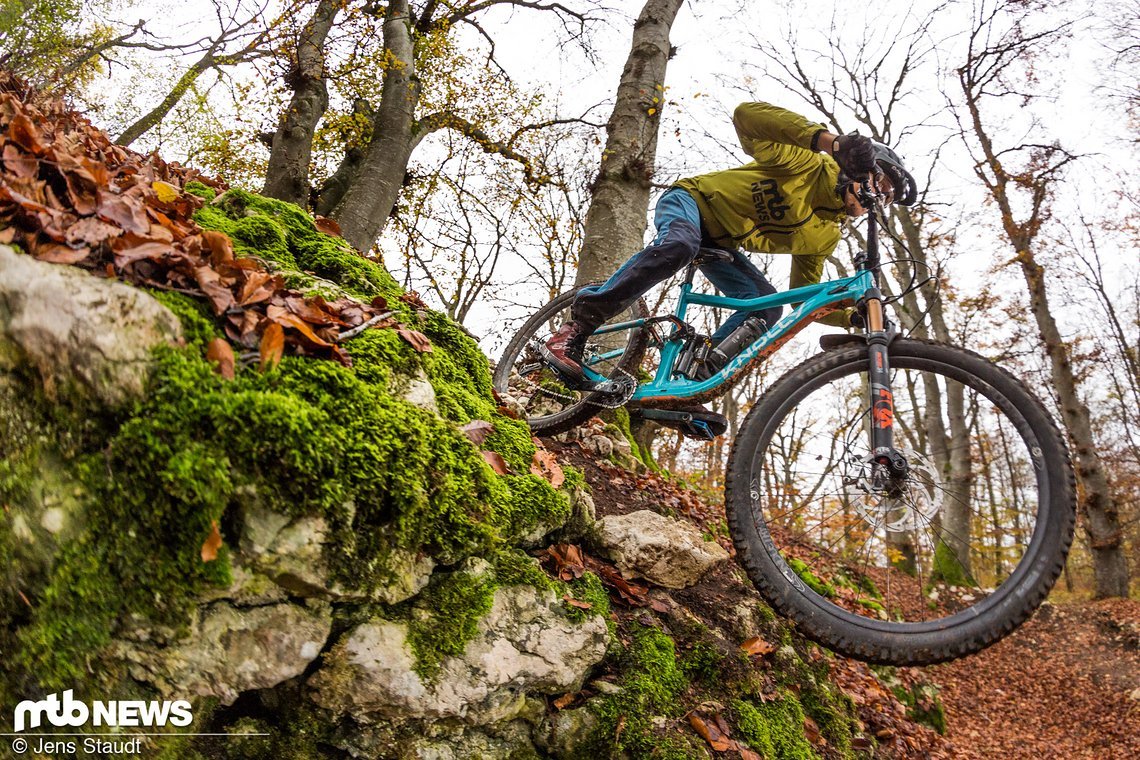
542;101;917;432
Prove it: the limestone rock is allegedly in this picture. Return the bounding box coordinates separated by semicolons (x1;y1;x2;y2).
310;584;608;724
556;485;596;542
239;502;433;604
593;509;730;589
0;245;182;408
545;706;599;758
395;368;439;413
123;600;332;704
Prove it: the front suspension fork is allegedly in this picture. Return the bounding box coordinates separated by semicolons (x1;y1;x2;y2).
864;292;908;480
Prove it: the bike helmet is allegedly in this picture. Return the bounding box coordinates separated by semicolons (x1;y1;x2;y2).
871;141;918;206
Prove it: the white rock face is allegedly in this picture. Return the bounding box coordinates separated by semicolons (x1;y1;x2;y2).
123;601;333;705
239;503;435;604
0;245;182;407
310;584;609;724
593;509;730;589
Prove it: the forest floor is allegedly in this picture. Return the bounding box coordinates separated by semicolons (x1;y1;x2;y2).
549;433;1140;759
930;596;1140;759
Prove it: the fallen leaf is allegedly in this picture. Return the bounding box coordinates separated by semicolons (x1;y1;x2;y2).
152;180;179;203
206;338;236;380
397;326;432;353
32;242;90;264
562;594;592;610
400;291;430;310
259;322;285;372
739;748;763;760
65;216;121;247
740;637;777;657
530;449;565;487
496;404;521;420
688;712;735;752
96;190;149;235
804;715;824;746
481;450;510;475
545;543;586;580
201;229;234;264
461;420;495;445
552;692;576;710
313;215;342;237
200;520;223;562
649;597;670;613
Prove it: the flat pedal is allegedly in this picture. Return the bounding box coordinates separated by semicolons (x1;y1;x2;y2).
634;408;728;440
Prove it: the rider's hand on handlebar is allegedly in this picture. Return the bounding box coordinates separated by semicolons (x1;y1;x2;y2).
834;133;876;176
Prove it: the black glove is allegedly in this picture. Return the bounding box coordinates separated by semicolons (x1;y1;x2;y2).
834;133;876;176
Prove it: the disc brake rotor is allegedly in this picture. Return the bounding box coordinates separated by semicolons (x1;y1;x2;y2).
843;447;943;533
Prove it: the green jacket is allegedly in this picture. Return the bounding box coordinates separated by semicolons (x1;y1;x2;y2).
674;102;844;289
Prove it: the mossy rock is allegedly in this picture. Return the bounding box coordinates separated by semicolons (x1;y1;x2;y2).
1;188;574;697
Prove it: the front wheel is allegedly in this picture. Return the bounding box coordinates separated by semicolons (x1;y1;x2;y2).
725;338;1075;665
493;286;649;437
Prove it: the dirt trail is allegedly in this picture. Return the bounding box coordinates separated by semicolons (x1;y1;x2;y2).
928;598;1140;759
551;434;1140;758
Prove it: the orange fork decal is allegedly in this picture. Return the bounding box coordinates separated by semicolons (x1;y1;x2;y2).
872;388;894;429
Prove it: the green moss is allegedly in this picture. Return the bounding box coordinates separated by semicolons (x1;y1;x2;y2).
406;563;497;679
604;406;658;471
734;694;819;760
565;571;610;627
857;597;885;612
184;181;216;201
146;289;220;348
892;682;947;734
931;541;973;587
492;547;557;592
192;188;405;306
857;574;881;598
800;685;856;756
582;624;688;757
788;557;836;597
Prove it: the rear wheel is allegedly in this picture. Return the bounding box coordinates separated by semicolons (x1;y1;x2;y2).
725;339;1075;664
493;286;649;437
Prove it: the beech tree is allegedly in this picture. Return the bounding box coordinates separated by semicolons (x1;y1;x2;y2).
955;0;1130;597
259;0;600;252
573;0;685;286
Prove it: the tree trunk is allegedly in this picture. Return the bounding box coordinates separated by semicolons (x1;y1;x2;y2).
574;0;684;286
327;0;419;251
1016;248;1130;596
263;0;340;206
958;62;1130;596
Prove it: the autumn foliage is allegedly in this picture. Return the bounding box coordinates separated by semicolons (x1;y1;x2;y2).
0;71;411;366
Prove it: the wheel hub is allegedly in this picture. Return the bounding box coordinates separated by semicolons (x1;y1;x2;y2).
843;447;942;533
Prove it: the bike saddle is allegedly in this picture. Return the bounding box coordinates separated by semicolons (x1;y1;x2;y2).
632;407;729;441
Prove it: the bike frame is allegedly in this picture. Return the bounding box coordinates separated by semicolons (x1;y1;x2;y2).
583;270;874;403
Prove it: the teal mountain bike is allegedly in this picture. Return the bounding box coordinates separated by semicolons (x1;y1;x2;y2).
494;181;1075;665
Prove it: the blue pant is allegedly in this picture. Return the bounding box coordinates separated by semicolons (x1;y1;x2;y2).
572;188;781;342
